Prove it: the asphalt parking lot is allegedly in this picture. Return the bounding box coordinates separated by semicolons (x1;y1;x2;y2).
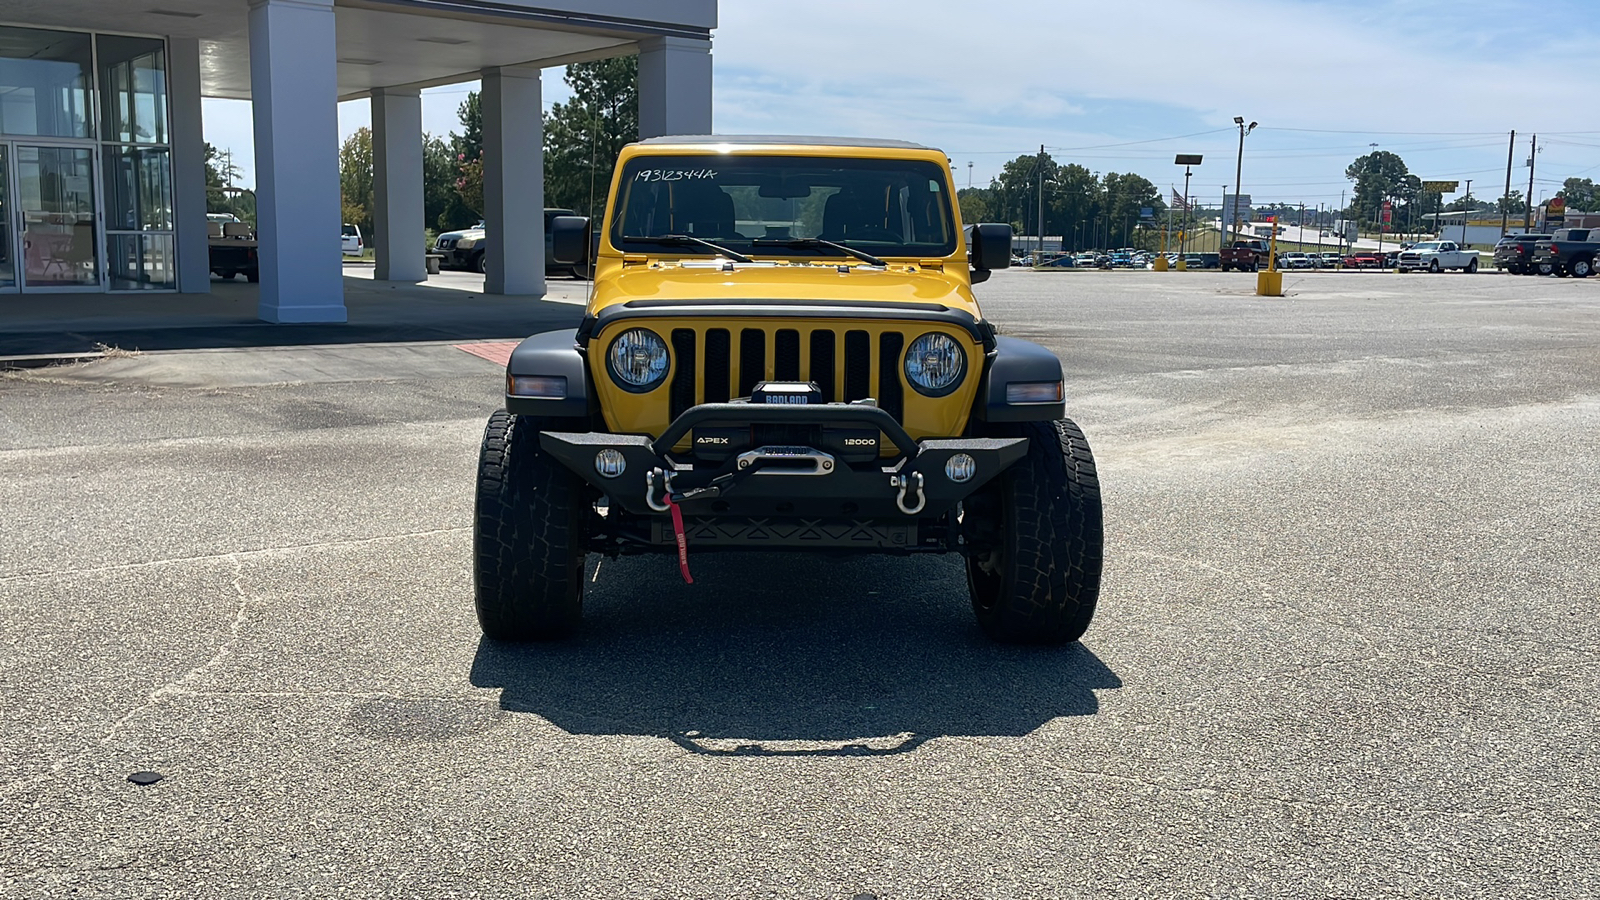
2;268;1597;898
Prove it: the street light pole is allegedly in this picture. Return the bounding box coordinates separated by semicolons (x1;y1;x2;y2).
1462;178;1472;246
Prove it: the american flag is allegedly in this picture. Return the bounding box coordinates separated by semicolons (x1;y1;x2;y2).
1171;188;1188;211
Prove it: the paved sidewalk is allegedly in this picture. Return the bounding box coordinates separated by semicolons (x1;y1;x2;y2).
0;269;590;364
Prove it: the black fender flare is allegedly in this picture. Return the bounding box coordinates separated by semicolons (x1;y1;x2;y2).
504;329;594;419
974;335;1066;423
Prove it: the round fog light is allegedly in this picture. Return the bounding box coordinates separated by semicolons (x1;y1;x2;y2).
945;453;977;484
595;449;627;478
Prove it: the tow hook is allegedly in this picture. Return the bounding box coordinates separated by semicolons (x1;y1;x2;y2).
891;471;926;515
646;467;674;512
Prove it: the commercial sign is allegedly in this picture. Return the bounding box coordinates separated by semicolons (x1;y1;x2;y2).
1140;207;1153;219
1547;196;1566;228
1381;200;1392;223
1223;193;1251;225
1421;180;1460;193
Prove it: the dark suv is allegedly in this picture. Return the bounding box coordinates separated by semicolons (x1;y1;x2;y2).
1493;233;1552;275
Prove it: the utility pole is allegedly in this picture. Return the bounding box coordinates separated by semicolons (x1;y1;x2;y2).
1501;130;1515;237
1524;133;1537;232
1462;179;1473;246
967;161;973;189
1232;117;1256;238
1037;145;1046;261
1338;189;1345;252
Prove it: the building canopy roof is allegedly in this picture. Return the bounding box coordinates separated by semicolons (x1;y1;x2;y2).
36;0;714;100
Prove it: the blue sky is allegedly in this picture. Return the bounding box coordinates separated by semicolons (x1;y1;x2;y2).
204;0;1600;209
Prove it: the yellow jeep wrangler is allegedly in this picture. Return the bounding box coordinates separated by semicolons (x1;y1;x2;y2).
476;135;1102;643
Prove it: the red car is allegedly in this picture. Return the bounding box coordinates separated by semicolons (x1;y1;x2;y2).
1342;251;1382;269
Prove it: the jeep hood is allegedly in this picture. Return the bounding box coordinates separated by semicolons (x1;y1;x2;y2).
588;263;980;317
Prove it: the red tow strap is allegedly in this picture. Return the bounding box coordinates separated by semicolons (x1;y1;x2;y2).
664;493;693;584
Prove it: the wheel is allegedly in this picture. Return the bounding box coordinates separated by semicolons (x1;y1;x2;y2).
1397;268;1410;274
246;271;259;283
1571;257;1593;278
219;269;237;280
473;410;590;641
1429;259;1441;273
1537;260;1555;276
1466;258;1478;273
474;252;488;275
963;418;1104;644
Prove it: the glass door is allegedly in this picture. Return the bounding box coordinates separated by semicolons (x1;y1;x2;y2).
14;144;104;290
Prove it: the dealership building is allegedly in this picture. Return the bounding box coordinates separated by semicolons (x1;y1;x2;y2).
0;0;714;322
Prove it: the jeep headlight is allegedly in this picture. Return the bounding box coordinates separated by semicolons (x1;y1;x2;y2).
606;328;670;392
904;332;966;396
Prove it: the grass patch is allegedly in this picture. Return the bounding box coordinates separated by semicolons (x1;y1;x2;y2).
92;342;141;359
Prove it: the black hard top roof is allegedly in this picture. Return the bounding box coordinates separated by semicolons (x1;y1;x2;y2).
637;134;937;151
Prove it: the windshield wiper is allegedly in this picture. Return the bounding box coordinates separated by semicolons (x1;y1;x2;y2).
623;234;753;263
751;237;887;267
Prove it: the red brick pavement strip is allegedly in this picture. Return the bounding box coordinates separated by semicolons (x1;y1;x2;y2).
455;341;518;367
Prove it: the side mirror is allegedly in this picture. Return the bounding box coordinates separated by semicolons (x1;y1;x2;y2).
549;215;592;265
966;223;1013;272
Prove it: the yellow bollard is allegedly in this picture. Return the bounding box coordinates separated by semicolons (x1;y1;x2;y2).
1175;258;1187;271
1153;255;1169;271
1255;269;1283;296
1256;221;1284;296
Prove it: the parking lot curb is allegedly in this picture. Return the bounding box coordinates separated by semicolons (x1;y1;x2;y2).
0;351;105;371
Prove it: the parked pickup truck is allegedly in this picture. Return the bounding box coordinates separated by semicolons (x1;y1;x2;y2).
1492;233;1552;275
1396;240;1478;273
1531;228;1598;278
1219;239;1270;271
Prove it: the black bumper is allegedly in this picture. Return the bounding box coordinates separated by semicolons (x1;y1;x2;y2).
539;401;1027;523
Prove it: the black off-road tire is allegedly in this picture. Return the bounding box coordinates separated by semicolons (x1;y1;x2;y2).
964;418;1104;644
474;410;589;640
246;270;259;283
474;252;488;275
1572;257;1593;278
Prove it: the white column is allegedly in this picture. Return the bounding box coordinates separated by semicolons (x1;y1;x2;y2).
371;88;425;282
248;0;346;322
481;66;544;296
637;37;713;139
167;37;210;294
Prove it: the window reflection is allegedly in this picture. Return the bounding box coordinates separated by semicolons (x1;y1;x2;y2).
0;27;93;138
97;35;167;145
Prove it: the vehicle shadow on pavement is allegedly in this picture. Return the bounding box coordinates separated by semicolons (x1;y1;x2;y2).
468;552;1121;756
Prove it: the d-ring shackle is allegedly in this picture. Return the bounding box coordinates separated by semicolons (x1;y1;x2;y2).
891;471;926;515
646;467;675;512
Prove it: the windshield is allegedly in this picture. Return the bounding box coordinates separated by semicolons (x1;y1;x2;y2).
610;154;957;257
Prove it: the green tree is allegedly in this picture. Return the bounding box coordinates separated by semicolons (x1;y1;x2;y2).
202;142;242;213
957;187;996;226
1557;177;1599;212
1345;150;1411;227
438;93;486;231
423;134;459;232
1495;190;1528;215
338;126;374;240
543;56;639;219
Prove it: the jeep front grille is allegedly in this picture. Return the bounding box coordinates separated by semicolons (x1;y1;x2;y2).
668;326;907;423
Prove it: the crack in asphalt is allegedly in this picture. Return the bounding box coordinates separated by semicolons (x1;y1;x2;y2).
0;527;470;584
0;555;253;802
